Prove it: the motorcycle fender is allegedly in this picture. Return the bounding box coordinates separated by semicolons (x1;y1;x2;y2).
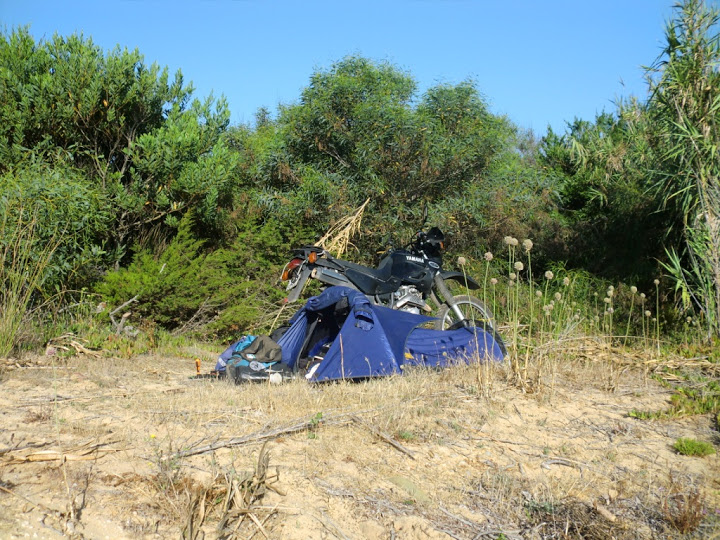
439;270;481;290
286;266;312;302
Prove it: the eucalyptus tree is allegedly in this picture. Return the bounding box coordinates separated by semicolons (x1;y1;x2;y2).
263;56;517;255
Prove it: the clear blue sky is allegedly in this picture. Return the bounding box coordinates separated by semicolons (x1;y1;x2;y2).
1;0;694;134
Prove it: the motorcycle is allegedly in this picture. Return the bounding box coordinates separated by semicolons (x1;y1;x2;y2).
280;226;504;344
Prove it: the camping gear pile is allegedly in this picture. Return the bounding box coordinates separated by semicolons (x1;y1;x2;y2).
215;286;505;384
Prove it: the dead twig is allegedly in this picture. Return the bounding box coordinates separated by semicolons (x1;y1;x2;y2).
472;528;523;540
313;511;352;540
541;457;587;476
172;413;355;460
0;483;47;511
16;365;76;370
216;443;279;539
468;435;541;448
246;512;269;539
47;333;101;358
439;506;481;530
109;295;139;336
19;386;186;406
173;297;219;336
351;415;416;460
0;440;51;457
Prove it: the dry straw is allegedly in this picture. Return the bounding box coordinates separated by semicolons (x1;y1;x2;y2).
315;198;370;258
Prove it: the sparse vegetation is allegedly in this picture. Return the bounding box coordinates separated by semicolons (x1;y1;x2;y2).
663;486;708;534
1;350;718;538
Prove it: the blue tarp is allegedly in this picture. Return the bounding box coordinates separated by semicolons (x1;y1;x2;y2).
276;286;504;382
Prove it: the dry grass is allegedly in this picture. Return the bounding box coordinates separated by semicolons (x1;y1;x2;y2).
315;197;369;258
1;345;719;539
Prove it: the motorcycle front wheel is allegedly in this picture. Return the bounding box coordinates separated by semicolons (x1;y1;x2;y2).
434;295;506;353
434;295;494;330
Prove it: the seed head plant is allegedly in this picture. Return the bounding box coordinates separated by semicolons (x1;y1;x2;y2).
475;233;687;396
655;279;662;355
624;286;638;347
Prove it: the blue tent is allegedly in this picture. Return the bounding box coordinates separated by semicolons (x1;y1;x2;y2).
276;286;504;382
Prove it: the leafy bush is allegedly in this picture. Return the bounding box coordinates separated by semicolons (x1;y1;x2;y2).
0;162;110;292
0;161;112;356
1;27;238;266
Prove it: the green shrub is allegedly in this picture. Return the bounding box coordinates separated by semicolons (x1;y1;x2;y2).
673;437;715;457
95;213;294;339
0;163;110;292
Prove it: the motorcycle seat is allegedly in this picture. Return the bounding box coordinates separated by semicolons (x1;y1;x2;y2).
333;258;400;295
337;259;392;281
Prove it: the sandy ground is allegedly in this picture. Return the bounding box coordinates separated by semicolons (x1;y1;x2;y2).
1;349;718;539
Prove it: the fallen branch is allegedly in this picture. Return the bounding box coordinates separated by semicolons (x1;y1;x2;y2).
0;484;50;512
0;441;51;457
2;440;120;464
351;415;416;460
47;333;101;358
17;366;76;370
109;295;139;336
467;435;541;448
541;457;587;476
20;386;186;406
172;412;357;459
314;511;352;540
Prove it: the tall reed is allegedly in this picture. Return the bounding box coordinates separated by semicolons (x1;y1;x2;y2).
0;206;59;357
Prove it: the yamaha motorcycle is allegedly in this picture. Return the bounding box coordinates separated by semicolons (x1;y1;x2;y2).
281;226;501;337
